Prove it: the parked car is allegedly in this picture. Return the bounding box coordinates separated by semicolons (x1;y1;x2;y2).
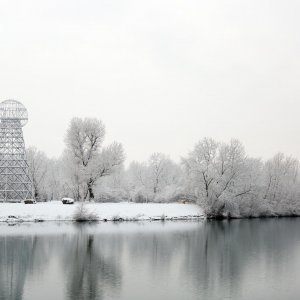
24;199;36;204
62;197;75;205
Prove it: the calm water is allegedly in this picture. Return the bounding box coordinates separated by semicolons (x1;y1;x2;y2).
1;219;300;300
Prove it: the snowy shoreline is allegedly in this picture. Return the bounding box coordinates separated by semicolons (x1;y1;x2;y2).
0;201;204;223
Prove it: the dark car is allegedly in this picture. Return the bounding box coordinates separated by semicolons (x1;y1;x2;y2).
62;198;75;204
24;199;37;204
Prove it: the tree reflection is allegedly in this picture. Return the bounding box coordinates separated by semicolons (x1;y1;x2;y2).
0;234;48;300
1;220;300;300
61;233;121;300
0;225;122;300
179;219;300;299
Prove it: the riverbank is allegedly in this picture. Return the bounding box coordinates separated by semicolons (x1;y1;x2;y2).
0;201;204;223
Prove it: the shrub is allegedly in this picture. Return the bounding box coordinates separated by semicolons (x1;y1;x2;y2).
73;203;98;222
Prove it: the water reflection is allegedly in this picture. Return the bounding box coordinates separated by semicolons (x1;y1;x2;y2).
62;234;121;300
0;220;300;300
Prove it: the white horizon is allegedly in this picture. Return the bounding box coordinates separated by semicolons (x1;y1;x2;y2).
1;0;299;163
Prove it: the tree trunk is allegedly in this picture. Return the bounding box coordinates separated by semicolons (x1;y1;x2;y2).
34;189;39;200
33;179;39;200
87;180;95;201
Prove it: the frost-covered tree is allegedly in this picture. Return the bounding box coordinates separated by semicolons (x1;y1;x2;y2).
24;130;300;216
183;138;300;218
66;118;105;167
262;153;300;214
84;142;125;200
182;138;253;217
125;161;152;202
125;153;184;202
60;152;85;201
65;118;125;201
44;158;64;201
94;167;131;202
26;147;48;201
148;153;183;194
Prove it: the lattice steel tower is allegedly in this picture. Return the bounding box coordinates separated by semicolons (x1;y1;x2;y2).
0;100;32;202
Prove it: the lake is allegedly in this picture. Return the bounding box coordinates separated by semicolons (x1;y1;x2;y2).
0;219;300;300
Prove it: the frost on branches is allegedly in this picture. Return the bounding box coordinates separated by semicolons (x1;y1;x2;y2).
182;138;300;218
26;119;300;219
63;117;125;201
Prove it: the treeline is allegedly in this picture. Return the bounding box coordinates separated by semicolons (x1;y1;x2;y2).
27;118;300;218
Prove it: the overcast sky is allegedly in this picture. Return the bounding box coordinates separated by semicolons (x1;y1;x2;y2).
0;0;299;163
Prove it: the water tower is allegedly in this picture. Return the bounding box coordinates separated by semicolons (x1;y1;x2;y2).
0;100;33;202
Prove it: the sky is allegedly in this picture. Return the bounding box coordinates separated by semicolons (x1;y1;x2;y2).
0;0;300;163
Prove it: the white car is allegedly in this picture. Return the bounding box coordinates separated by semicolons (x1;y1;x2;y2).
62;197;75;205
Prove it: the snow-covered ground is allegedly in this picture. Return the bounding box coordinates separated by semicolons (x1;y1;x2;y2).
0;201;203;223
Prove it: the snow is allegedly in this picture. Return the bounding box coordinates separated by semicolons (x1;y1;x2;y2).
0;201;204;223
